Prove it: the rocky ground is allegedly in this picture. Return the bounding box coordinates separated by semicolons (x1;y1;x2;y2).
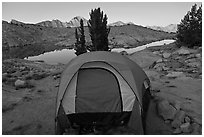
2;43;202;135
2;59;65;134
129;43;202;135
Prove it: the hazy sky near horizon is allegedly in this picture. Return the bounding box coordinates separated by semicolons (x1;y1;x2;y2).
2;2;202;26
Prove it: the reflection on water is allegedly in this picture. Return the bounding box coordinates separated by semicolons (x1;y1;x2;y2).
2;43;65;60
3;39;175;65
26;49;76;65
27;39;175;65
111;39;175;54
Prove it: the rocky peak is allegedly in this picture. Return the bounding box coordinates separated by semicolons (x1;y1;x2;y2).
73;16;84;21
126;22;135;25
10;19;25;25
2;20;9;24
50;19;65;28
51;19;61;23
109;21;126;26
37;19;67;28
36;16;88;28
67;16;88;27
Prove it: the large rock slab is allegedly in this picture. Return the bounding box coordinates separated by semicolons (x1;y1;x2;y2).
14;79;26;89
172;128;182;134
180;122;191;133
14;79;34;89
191;122;201;134
129;50;161;68
157;100;177;120
166;71;185;78
153;63;166;71
2;73;8;82
2;96;22;113
187;62;201;68
156;58;163;63
163;52;171;58
32;72;49;80
173;46;197;55
174;47;190;55
171;110;186;128
195;53;201;58
171;100;181;111
24;72;49;80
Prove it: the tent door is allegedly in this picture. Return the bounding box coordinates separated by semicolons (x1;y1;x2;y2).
76;68;122;113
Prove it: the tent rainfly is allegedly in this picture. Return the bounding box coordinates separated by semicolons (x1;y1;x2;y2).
55;51;151;135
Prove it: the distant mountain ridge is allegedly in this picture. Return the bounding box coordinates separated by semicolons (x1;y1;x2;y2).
68;16;88;27
109;21;136;27
147;24;177;33
9;17;177;32
36;18;136;28
36;16;88;28
109;21;127;26
10;19;25;25
2;17;175;49
37;19;68;28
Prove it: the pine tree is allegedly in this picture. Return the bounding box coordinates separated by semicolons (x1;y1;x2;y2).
75;28;79;44
196;5;202;46
88;8;110;51
74;19;87;56
177;4;202;48
79;19;86;50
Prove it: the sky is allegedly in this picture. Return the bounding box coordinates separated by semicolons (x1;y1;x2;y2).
2;2;202;27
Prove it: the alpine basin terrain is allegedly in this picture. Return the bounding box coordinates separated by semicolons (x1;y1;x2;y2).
2;42;202;135
2;17;175;50
5;16;201;135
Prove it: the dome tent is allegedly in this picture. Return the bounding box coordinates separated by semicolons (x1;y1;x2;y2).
55;51;151;134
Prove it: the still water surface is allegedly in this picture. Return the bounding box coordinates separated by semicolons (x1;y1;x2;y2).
26;39;175;65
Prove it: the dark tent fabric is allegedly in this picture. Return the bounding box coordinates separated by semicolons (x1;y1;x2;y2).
76;68;122;113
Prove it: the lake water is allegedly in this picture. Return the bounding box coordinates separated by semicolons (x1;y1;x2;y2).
26;49;76;65
26;39;175;65
111;39;175;54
